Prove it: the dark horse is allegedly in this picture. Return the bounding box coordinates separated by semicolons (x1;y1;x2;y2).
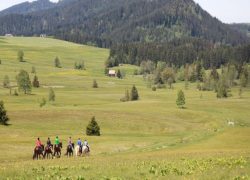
43;145;54;159
33;145;44;160
65;143;74;157
53;142;62;158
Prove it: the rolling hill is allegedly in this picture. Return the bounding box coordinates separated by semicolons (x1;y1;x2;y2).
0;0;249;47
0;36;249;179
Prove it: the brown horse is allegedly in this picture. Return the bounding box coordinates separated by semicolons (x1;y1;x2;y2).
65;143;74;157
33;145;44;160
53;142;62;158
43;145;53;159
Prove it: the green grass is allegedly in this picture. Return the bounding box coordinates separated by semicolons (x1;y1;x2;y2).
0;37;249;179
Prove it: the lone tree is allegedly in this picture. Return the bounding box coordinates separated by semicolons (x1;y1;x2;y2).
48;88;55;102
130;85;139;101
0;101;9;125
33;75;40;88
86;116;100;136
16;70;32;94
92;79;98;88
176;90;185;108
117;69;122;79
18;50;24;62
3;75;10;88
54;57;61;68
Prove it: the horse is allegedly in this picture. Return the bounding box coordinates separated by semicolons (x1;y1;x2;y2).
53;142;62;158
33;145;44;160
43;145;54;159
65;143;74;157
75;145;90;157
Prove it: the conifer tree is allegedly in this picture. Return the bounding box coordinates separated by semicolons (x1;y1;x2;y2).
86;116;100;136
33;75;40;88
54;57;61;68
18;50;24;62
0;101;9;125
130;85;139;101
216;77;229;98
117;69;122;79
176;90;185;108
48;88;55;101
92;79;98;88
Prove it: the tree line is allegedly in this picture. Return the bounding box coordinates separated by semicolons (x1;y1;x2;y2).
107;38;250;69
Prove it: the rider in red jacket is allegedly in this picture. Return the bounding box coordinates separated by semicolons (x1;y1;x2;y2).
36;138;42;149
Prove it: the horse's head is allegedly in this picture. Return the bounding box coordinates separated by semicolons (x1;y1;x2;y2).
59;142;62;148
72;143;75;149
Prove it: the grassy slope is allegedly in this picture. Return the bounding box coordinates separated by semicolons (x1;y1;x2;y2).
0;37;249;179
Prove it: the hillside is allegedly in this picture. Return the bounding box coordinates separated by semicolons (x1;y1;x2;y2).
0;0;248;47
230;23;250;38
0;37;250;179
0;0;56;16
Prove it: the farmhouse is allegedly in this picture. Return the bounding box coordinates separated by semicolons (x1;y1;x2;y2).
108;70;116;77
5;34;13;37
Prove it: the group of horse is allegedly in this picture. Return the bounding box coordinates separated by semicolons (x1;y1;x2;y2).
33;142;89;160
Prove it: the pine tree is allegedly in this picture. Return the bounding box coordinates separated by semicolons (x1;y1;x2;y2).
86;116;100;136
16;70;32;94
54;57;61;68
0;101;9;125
33;75;40;88
176;90;185;108
18;50;24;62
117;69;122;79
92;79;98;88
130;85;139;101
216;77;229;98
3;75;10;88
48;88;55;102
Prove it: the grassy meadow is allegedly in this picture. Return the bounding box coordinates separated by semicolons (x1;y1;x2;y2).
0;37;249;179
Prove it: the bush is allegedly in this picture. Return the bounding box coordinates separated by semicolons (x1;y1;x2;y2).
86;116;100;136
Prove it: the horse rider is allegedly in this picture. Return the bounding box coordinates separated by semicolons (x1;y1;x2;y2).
68;137;73;150
54;136;60;149
47;137;52;149
77;138;83;152
84;139;90;152
36;137;43;151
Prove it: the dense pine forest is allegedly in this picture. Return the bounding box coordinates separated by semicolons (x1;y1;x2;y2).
0;0;249;48
0;0;249;70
